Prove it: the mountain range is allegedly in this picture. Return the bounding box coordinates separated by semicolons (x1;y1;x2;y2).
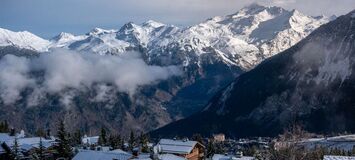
0;4;332;135
152;10;355;138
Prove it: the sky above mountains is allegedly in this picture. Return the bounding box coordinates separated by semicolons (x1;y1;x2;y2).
1;0;354;38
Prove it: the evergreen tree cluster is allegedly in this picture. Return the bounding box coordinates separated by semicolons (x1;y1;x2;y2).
0;120;9;133
55;120;73;159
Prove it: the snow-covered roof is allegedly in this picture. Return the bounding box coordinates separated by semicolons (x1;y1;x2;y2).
4;137;55;151
323;155;355;160
0;133;13;142
212;154;255;160
111;149;129;154
131;153;152;160
6;137;54;146
158;154;186;160
73;150;132;160
157;139;199;155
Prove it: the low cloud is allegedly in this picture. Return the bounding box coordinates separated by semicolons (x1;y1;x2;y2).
0;49;182;105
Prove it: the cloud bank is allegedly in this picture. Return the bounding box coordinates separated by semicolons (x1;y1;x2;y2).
0;49;182;105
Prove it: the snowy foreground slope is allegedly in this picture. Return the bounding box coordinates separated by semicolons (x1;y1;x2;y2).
152;10;355;138
0;5;331;135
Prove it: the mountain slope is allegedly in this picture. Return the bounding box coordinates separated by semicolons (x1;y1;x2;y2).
0;5;331;135
152;10;355;138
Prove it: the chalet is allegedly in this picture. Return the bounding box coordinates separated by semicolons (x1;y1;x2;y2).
155;139;205;160
82;135;99;145
0;131;56;159
213;134;225;142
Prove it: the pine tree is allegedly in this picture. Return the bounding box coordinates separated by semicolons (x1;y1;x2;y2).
121;136;125;150
139;132;149;153
108;134;116;149
108;134;122;150
9;128;16;136
36;128;46;137
206;138;215;158
0;121;3;132
192;134;203;144
46;129;51;139
98;127;107;146
72;130;82;146
12;137;20;160
117;134;123;150
55;120;72;159
0;120;9;133
38;137;45;160
128;131;135;151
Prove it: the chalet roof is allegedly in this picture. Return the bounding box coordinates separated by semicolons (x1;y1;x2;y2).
4;137;55;151
323;155;355;160
0;133;13;142
73;150;132;160
157;139;202;155
212;154;254;160
131;153;152;160
111;149;129;154
158;154;186;160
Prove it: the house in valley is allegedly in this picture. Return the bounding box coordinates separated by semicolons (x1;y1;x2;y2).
154;139;205;160
213;134;225;142
82;135;99;145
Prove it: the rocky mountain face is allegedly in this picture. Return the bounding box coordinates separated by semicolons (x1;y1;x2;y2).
0;5;330;135
152;11;355;138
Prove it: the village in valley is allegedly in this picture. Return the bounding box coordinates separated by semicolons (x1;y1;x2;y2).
0;121;354;160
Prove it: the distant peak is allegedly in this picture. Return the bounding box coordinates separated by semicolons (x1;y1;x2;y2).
142;20;165;28
91;27;105;34
244;3;266;10
235;3;287;16
88;27;116;35
289;9;304;17
51;32;74;41
58;32;74;37
119;22;139;32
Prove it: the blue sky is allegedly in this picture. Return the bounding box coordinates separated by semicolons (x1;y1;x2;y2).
1;0;354;38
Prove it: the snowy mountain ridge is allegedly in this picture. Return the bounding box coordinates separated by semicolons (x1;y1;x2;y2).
0;4;330;71
151;10;355;138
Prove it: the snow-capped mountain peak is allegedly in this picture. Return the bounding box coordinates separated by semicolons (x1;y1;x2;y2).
0;27;50;52
52;32;76;41
142;20;165;28
50;32;88;48
88;27;117;36
0;4;330;70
